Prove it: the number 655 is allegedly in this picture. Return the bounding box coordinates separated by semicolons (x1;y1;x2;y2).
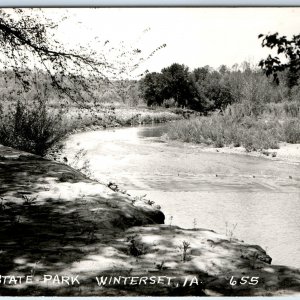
229;276;259;286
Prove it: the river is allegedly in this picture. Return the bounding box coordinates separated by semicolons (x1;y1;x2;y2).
63;124;300;268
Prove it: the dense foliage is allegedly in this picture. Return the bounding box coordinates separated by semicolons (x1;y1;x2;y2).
1;10;300;156
0;8;165;155
139;62;296;115
0;9;165;107
0;100;66;156
140;33;300;151
259;33;300;88
140;63;232;112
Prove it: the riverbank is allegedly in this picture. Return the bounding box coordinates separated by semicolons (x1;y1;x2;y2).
0;103;184;158
172;141;300;165
45;107;184;161
164;115;300;160
64;106;184;135
1;144;300;296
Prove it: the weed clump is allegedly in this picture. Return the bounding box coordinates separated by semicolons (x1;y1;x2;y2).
165;110;299;151
179;241;191;262
127;236;146;257
282;118;300;143
0;100;66;156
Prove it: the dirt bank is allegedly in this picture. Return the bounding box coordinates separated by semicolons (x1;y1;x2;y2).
0;145;299;296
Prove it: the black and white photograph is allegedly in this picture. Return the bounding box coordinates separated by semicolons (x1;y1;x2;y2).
0;7;299;296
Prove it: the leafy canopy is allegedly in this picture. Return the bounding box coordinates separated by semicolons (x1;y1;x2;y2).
259;33;300;87
140;63;234;112
0;8;166;107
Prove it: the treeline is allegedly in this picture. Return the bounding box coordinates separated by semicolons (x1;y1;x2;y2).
148;61;300;151
139;62;300;115
0;70;143;109
1;63;299;116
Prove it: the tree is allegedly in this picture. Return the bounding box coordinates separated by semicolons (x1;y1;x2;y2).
139;72;165;106
160;63;192;107
191;67;210;82
189;68;234;112
140;63;193;108
188;67;214;112
259;33;300;88
0;9;166;154
0;8;166;108
140;63;235;113
218;64;229;75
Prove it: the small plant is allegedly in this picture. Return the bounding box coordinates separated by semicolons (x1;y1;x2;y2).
156;260;166;270
72;148;87;166
193;218;197;229
147;199;155;206
69;148;93;177
132;194;147;204
225;222;238;241
131;194;156;207
169;216;173;227
30;260;41;277
81;159;92;177
127;236;145;257
179;241;191;262
22;195;37;206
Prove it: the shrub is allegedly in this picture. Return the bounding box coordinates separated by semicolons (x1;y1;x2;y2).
165;113;282;151
263;101;300;119
0;100;67;156
283;101;300;118
283;118;300;143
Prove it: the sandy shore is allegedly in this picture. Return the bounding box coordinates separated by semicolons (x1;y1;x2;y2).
184;142;300;165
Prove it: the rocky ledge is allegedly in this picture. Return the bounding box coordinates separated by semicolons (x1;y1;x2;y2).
0;145;299;296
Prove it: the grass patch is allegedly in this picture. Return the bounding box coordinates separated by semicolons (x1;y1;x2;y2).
282;118;300;144
0;101;67;156
64;107;182;132
165;112;300;151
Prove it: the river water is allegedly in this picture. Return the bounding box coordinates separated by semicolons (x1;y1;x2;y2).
64;124;300;268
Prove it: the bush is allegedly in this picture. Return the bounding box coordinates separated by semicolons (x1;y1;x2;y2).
264;101;300;118
165;113;282;151
283;101;300;118
283;118;300;143
0;100;67;156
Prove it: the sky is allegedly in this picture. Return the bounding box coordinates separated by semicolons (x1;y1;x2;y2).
19;8;300;77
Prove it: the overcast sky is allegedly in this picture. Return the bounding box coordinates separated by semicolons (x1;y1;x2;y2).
38;8;300;76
